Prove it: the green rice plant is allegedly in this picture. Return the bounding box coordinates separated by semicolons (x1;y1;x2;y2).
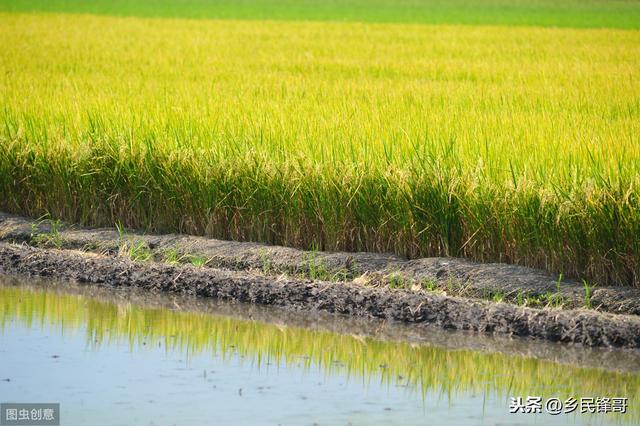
0;12;638;288
1;0;639;29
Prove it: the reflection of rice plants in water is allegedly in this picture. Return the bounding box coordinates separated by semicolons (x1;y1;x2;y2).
0;285;637;422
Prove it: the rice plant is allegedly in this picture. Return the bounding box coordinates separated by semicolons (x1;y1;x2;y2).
0;6;638;287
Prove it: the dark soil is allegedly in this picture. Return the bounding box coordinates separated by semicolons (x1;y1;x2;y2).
1;242;639;348
1;212;639;315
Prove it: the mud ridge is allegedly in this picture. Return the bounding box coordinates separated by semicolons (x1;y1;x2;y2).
1;242;639;348
1;212;639;315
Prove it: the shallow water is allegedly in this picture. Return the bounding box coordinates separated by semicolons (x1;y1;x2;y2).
0;275;638;426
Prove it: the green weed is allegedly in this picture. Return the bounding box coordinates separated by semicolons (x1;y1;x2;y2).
31;219;65;248
387;273;410;290
583;280;596;309
259;249;272;274
422;279;438;292
119;240;152;262
189;254;207;267
162;247;182;265
306;247;330;281
491;291;505;303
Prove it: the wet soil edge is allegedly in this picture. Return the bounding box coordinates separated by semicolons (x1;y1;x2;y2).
1;212;639;316
1;242;639;348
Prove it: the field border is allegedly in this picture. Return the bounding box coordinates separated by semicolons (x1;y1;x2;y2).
1;212;639;316
1;216;640;348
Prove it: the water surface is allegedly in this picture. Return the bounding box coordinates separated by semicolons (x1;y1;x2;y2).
0;275;638;425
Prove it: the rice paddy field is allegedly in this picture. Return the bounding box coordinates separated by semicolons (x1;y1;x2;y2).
0;1;639;287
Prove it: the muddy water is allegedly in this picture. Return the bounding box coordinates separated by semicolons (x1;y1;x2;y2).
0;276;638;426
